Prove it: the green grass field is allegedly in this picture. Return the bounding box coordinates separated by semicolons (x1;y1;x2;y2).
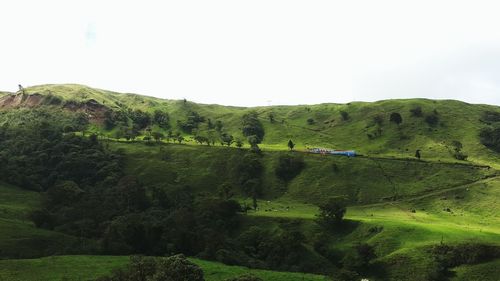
1;84;499;280
0;182;88;259
0;255;327;281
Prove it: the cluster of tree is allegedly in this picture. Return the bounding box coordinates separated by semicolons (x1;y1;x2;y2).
104;110;129;130
178;111;205;133
35;175;243;255
450;140;468;160
104;109;170;132
480;126;500;153
190;125;240;148
0;117;121;192
367;115;384;140
410;106;440;126
312;199;381;280
234;226;310;271
104;108;256;149
242;112;265;150
366;112;403;139
425;110;440;126
95;255;204;281
153;110;171;129
194;135;212;146
480;110;500;124
237;152;264;210
220;133;234;146
0;109;394;277
315;198;347;230
389;112;402;125
428;243;500;280
275;153;305;183
480;111;500;153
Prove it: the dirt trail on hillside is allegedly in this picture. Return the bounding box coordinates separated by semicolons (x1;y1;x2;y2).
356;175;499;209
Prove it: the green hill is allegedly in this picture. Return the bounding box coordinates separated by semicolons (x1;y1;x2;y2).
2;84;499;167
0;84;499;281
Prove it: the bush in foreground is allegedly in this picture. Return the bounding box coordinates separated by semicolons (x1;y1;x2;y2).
96;254;204;281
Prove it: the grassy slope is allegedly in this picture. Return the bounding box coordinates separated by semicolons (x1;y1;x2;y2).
114;141;500;280
112;141;495;204
0;182;86;259
451;259;500;281
18;84;500;169
1;84;499;280
0;255;326;281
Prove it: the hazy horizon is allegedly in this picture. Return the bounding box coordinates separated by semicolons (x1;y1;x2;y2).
2;0;500;106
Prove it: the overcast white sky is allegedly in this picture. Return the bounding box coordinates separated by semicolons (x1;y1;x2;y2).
1;0;500;106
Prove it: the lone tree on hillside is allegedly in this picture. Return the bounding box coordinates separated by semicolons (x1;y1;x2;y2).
410;106;423;117
425;110;440;126
153;110;170;129
372;114;384;126
316;198;347;229
268;112;275;123
340;111;350;121
242;112;265;143
235;139;243;148
220;133;234;147
287;139;295;151
480;127;500;153
152;132;164;143
247;135;261;152
451;140;468;160
390;112;403;125
415;149;421;160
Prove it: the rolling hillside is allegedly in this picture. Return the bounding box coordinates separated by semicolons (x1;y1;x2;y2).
1;84;499;166
0;84;499;281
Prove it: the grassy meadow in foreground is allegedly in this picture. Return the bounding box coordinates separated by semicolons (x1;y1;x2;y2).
0;255;327;281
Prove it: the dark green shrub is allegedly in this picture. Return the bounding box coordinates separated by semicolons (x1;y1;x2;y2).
225;274;263;281
275;154;305;182
153;110;170;129
242;112;264;143
480;126;500;153
481;111;500;123
340;111;349;121
372;114;384;125
425;113;439;126
389;112;403;125
410;106;423;117
316;198;347;228
95;255;204;281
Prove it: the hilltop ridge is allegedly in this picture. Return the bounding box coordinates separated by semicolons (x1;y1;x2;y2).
1;84;499;168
